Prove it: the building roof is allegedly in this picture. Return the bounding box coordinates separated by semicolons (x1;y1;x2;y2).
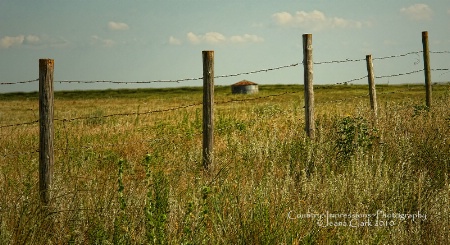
232;80;258;86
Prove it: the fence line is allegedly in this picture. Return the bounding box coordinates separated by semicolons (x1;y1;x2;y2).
372;51;422;61
0;78;39;85
1;33;450;144
336;75;368;85
2;83;427;131
1;67;448;129
431;51;450;54
0;64;301;86
0;119;39;128
2;83;444;159
1;50;448;86
0;103;202;128
2;81;448;160
336;68;450;85
0;90;302;129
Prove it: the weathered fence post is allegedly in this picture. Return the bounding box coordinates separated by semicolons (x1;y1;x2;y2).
303;34;315;139
39;59;54;207
422;31;432;108
202;51;214;170
366;54;378;124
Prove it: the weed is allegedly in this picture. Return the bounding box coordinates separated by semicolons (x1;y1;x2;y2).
113;159;130;244
334;115;377;163
144;154;170;244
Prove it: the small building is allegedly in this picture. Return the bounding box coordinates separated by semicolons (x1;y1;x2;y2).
231;80;259;94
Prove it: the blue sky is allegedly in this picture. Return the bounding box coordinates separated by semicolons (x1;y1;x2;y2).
1;0;449;93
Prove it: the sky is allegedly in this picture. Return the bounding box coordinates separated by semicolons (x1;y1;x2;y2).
1;0;449;93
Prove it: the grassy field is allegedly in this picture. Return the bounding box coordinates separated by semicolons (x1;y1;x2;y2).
1;84;449;244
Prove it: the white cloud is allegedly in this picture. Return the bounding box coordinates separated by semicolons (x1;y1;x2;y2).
108;21;129;31
186;32;263;45
272;10;365;31
273;12;294;25
186;32;200;44
24;35;40;44
0;35;25;48
187;32;225;44
230;34;264;43
0;34;68;49
91;35;115;47
168;36;182;45
400;4;433;21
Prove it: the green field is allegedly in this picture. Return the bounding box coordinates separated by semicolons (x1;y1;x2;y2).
1;84;449;244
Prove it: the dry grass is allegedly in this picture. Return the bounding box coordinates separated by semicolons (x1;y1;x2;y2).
0;84;449;244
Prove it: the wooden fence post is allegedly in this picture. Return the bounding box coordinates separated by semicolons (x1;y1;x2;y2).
422;31;432;108
366;54;378;124
202;51;214;170
303;34;315;139
39;59;54;207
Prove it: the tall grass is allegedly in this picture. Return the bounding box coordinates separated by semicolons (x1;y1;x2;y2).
0;84;449;244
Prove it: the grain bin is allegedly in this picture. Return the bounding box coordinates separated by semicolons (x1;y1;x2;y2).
231;80;259;94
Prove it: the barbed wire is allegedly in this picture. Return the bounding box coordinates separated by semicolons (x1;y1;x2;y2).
375;69;424;79
376;68;450;79
216;63;300;78
313;50;448;66
55;63;301;84
55;78;202;84
430;50;450;54
0;119;39;128
314;58;365;65
2;66;449;129
373;51;423;61
3;68;448;129
0;63;300;86
56;102;203;123
0;103;203;128
314;50;424;65
0;78;38;85
335;75;368;85
0;91;300;128
3;82;447;159
2;92;301;157
335;68;449;85
1;50;449;86
432;68;450;72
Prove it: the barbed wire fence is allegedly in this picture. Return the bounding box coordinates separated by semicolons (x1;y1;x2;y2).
2;51;448;86
1;50;449;129
2;79;438;160
1;33;450;164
